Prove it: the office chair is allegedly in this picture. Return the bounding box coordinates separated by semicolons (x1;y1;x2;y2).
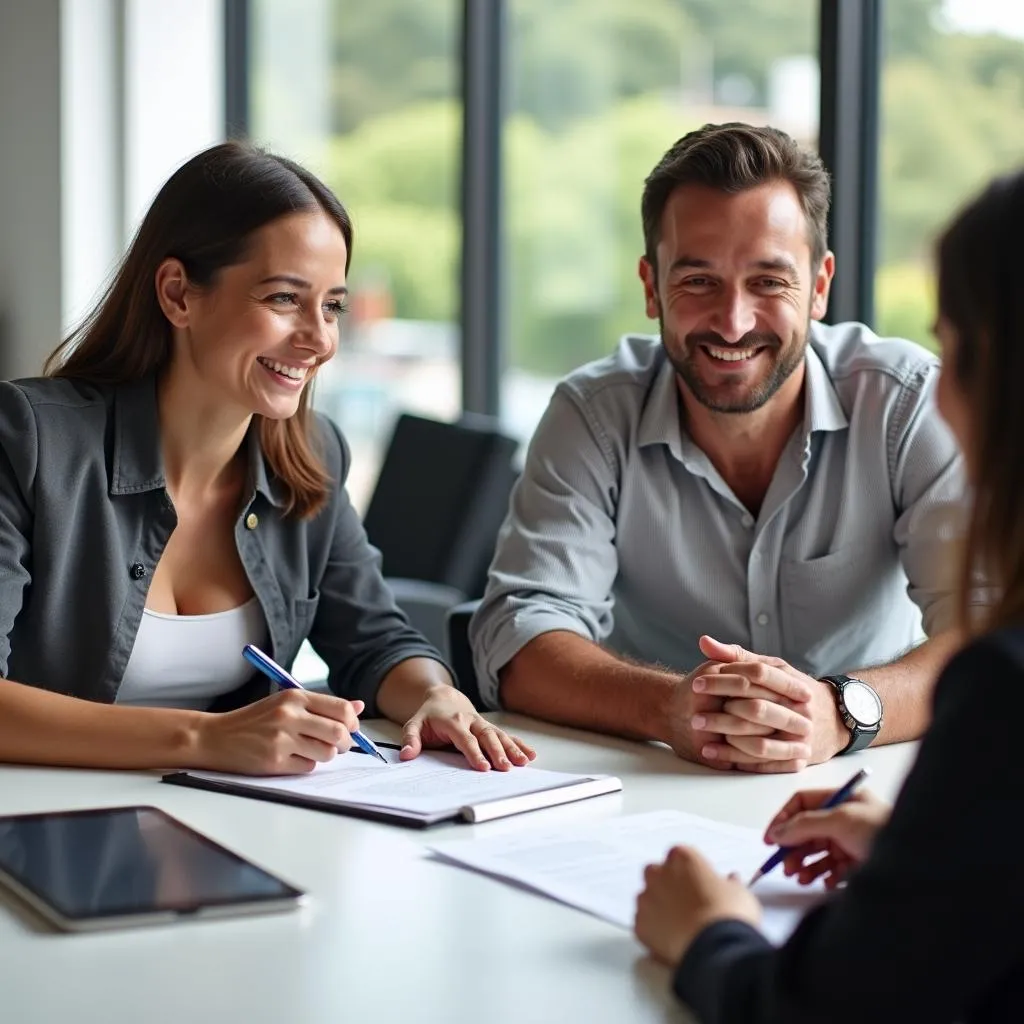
446;599;485;710
362;412;519;657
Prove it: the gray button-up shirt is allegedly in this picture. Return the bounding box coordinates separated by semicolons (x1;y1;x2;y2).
470;322;965;709
0;374;445;713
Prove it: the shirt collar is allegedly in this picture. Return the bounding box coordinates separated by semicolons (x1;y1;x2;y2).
636;334;848;460
802;331;848;436
110;374;285;506
636;352;687;459
111;375;164;495
244;421;287;508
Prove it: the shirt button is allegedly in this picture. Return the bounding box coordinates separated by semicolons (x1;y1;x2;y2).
756;612;769;626
245;512;259;530
130;563;146;580
741;513;754;528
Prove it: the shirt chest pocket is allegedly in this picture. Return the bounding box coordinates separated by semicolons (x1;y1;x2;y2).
779;535;904;675
281;594;321;665
292;593;320;634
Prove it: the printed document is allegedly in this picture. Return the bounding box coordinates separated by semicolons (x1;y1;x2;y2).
428;809;827;943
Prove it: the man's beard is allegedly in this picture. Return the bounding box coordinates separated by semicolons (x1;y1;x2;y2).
661;318;808;414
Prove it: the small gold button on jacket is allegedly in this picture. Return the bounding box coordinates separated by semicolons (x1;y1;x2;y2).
245;512;259;530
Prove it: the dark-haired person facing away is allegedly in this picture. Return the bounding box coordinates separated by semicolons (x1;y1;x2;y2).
0;142;534;775
634;168;1024;1024
470;122;966;773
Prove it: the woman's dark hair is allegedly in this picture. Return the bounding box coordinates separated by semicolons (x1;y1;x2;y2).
45;140;353;519
936;168;1024;632
641;122;831;272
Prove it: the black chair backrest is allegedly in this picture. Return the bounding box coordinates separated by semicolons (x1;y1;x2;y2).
362;412;519;598
446;599;485;710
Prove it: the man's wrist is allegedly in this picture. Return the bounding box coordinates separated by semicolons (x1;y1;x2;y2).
819;674;884;755
643;673;683;747
816;678;852;757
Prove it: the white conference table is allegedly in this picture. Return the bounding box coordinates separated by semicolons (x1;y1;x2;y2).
0;715;918;1024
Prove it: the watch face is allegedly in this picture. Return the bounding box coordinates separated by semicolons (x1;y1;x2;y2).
843;681;883;727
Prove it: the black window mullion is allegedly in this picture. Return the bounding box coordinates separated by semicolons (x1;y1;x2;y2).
459;0;505;417
817;0;882;326
224;0;251;139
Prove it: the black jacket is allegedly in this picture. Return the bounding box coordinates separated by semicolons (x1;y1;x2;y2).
674;628;1024;1023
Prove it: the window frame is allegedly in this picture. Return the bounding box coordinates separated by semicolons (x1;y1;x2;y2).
226;0;883;417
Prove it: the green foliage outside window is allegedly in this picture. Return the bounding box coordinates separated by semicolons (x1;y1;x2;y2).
266;0;1024;374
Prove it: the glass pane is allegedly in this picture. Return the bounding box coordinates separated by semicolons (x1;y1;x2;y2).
502;0;819;443
877;1;1024;353
251;0;461;513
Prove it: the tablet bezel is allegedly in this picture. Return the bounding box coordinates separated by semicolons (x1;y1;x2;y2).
0;804;306;932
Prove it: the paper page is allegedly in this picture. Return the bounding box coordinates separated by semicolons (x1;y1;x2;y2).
186;751;612;820
428;809;826;944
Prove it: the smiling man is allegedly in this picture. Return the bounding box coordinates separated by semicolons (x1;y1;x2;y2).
469;122;967;772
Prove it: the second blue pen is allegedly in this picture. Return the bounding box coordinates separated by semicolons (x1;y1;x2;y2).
241;643;389;764
748;766;871;887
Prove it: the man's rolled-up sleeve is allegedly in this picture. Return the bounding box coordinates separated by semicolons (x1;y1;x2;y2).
469;385;621;709
889;365;967;637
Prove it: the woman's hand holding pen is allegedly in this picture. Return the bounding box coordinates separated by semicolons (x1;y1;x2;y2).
635;774;891;967
764;788;891;889
208;650;537;776
193;690;365;775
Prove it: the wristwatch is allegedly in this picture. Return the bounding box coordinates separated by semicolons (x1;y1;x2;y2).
819;674;883;754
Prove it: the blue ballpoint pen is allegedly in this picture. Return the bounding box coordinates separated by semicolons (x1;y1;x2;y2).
242;643;389;764
747;766;871;887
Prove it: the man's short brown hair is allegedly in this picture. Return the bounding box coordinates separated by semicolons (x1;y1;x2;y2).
641;122;832;271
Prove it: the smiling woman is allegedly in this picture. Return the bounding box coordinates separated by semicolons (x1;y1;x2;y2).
0;142;535;778
152;211;350;435
47;144;355;520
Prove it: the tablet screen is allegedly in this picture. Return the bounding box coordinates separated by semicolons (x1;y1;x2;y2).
0;805;303;926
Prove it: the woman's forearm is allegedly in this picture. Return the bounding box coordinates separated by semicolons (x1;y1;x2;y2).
0;679;204;769
375;657;455;724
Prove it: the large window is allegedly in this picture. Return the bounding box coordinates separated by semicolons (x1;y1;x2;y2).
251;0;461;512
244;0;1024;468
876;0;1024;351
501;0;819;442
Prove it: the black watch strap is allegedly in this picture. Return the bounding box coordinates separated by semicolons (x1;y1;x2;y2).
820;674;882;755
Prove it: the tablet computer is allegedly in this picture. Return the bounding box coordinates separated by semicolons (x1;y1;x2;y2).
0;805;305;932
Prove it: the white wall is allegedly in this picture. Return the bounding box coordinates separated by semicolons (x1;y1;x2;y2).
0;2;64;379
0;0;225;380
123;0;224;237
61;0;124;335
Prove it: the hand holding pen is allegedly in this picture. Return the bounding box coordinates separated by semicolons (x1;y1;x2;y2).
242;644;389;763
190;656;377;776
751;768;890;889
634;770;886;967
